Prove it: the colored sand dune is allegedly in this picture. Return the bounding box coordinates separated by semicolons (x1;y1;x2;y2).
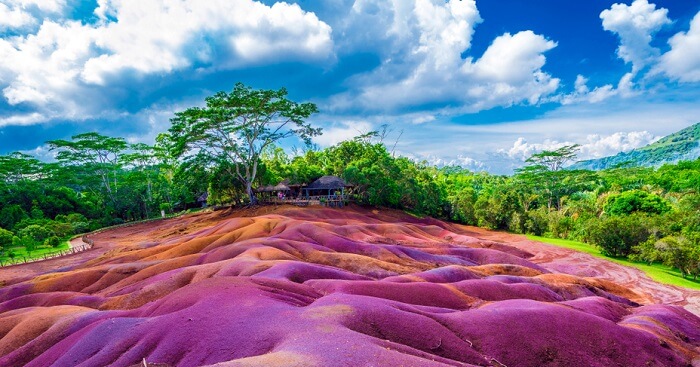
0;206;699;366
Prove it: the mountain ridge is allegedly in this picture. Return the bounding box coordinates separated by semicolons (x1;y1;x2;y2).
570;122;700;170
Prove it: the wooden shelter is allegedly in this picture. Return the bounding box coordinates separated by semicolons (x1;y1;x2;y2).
302;175;353;207
255;176;352;207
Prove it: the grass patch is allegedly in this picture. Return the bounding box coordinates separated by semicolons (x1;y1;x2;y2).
0;241;71;264
526;235;700;290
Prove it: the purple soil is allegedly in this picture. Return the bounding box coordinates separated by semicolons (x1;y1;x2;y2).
0;205;698;367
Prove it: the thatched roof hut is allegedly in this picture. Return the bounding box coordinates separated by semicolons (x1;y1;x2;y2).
272;183;291;191
256;185;275;193
305;175;352;190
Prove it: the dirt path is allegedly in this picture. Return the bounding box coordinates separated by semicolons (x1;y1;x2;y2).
460;225;700;315
68;236;84;249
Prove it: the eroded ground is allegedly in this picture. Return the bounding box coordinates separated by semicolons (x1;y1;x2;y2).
1;206;699;367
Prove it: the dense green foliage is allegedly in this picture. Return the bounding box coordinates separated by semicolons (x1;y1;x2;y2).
0;84;698;281
167;83;320;204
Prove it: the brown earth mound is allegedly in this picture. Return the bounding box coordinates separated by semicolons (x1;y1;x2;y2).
0;205;698;367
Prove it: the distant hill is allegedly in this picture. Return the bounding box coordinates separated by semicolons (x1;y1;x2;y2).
570;122;700;170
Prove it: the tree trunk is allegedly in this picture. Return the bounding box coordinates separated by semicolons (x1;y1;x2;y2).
246;181;257;205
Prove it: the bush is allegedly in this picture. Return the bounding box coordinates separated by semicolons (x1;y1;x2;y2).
18;224;54;244
587;214;650;257
0;204;28;231
21;236;38;254
657;236;700;279
524;208;549;236
0;228;13;249
46;221;73;237
71;221;90;234
65;213;88;224
604;190;670;216
44;236;62;248
548;211;574;239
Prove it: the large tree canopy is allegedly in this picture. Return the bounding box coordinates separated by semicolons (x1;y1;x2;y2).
167;83;321;204
47;132;128;202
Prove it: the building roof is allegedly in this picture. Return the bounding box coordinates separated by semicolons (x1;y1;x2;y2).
305;175;352;190
256;182;291;192
272;183;291;191
256;185;275;192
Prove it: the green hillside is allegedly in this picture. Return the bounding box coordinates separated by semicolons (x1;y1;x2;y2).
571;122;700;170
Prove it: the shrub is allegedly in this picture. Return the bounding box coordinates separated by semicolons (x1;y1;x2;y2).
548;211;574;239
525;208;549;236
71;221;90;234
0;205;28;231
21;236;37;254
0;228;13;249
65;213;88;224
44;236;62;248
46;221;73;238
604;190;670;216
587;214;650;257
18;224;54;244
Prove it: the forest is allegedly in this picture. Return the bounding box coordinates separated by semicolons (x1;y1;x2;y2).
0;84;698;279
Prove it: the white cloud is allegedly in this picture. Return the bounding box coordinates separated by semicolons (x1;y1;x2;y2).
600;0;671;73
411;114;435;124
0;112;46;127
10;0;66;14
501;131;660;163
84;0;333;84
0;0;333;124
656;11;700;82
0;0;67;30
502;137;571;162
465;31;559;108
0;2;35;29
579;131;659;158
559;72;637;105
329;0;559;113
312;120;374;147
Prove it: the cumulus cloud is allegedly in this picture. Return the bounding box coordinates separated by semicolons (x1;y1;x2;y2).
502;131;659;163
502;138;570;162
579;131;659;158
559;72;637;105
0;2;35;29
600;0;671;73
311;120;374;147
0;0;67;30
329;0;559;113
656;11;700;82
0;0;333;125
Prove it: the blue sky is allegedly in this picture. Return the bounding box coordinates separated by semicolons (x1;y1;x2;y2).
1;0;699;173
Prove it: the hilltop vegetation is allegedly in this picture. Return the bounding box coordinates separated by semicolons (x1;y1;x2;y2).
572;122;700;170
1;84;699;281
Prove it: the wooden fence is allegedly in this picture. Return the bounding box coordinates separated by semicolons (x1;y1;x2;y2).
0;235;95;268
260;195;350;208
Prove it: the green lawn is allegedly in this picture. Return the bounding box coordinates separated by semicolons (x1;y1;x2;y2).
526;235;700;290
0;241;71;265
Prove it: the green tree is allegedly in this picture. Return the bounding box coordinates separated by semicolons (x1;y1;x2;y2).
18;224;53;244
168;83;320;204
0;204;28;230
47;132;128;203
587;215;650;257
0;227;13;251
517;145;585;210
0;152;44;183
525;144;581;171
604;190;670;216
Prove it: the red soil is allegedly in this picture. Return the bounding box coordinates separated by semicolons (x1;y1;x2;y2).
0;205;698;367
